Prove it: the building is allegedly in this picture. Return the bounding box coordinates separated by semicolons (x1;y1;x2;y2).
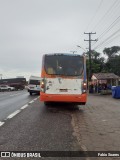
91;73;120;86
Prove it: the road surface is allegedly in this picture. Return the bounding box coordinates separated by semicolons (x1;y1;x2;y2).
0;90;37;121
0;91;120;160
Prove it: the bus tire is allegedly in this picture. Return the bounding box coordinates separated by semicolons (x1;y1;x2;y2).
81;102;86;105
44;102;50;106
30;92;32;96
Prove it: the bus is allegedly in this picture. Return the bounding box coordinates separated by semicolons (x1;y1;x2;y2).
40;53;87;105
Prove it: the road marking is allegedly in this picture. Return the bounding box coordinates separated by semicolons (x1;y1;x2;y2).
34;98;38;101
29;100;34;104
21;104;28;110
0;121;5;127
7;110;21;119
0;98;38;127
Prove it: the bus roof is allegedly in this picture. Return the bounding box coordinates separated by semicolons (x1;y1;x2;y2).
44;53;83;57
29;75;41;80
0;78;26;84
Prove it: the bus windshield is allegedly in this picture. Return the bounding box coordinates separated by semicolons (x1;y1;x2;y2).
44;55;84;76
29;80;40;85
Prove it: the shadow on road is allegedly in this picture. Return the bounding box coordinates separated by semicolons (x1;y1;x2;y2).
44;102;85;115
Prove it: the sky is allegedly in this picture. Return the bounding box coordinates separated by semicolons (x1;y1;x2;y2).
0;0;120;80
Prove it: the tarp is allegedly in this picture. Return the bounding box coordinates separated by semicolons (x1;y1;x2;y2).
112;86;120;99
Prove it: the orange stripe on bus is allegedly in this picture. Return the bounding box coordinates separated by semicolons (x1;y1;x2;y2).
40;92;87;103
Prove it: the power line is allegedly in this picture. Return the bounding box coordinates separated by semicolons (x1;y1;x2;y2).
92;16;120;47
85;0;103;31
97;16;120;40
94;0;120;34
95;34;120;50
92;0;119;31
94;28;120;50
91;0;120;49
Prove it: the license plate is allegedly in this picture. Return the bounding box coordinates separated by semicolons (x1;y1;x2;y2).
59;89;68;92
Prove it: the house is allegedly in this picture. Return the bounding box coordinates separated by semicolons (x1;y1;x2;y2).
91;73;120;86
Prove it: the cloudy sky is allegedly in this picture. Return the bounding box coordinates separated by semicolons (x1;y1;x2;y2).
0;0;120;80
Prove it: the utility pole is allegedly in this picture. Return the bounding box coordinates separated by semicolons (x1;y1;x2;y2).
84;32;97;81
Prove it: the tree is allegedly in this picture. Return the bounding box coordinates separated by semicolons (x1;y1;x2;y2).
105;55;120;76
85;46;120;78
103;46;120;58
85;50;105;74
103;46;120;76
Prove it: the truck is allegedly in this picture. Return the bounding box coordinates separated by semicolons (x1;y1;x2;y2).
0;78;26;90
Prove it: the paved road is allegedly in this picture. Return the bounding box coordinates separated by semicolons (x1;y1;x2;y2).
0;92;85;160
0;90;37;122
0;92;120;160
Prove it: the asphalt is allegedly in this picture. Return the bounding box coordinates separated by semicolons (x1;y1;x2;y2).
1;92;119;159
0;90;37;121
0;96;86;160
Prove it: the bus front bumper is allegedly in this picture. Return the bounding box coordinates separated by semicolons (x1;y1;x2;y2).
40;93;87;103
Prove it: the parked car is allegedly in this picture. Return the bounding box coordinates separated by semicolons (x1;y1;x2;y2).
0;85;15;92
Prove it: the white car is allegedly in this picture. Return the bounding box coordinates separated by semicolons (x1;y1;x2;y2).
28;76;41;95
0;85;15;91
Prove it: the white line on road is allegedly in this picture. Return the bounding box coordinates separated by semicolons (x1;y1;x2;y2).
0;121;5;127
0;98;39;127
29;100;34;104
21;104;28;110
7;110;21;119
34;98;38;101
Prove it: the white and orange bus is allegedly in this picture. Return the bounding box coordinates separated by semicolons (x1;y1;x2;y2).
40;53;87;105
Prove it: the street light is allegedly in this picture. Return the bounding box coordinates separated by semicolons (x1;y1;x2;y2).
77;45;87;52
